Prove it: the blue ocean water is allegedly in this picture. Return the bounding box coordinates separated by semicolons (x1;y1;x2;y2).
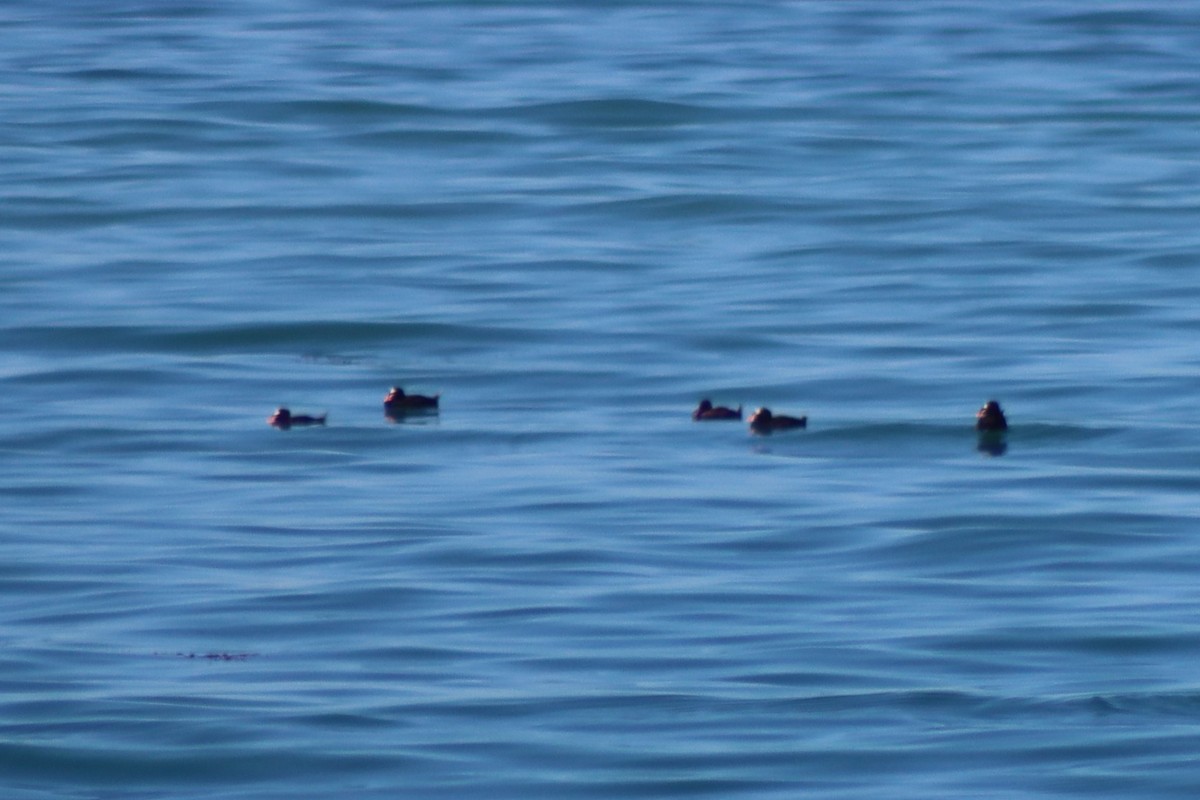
4;1;1200;797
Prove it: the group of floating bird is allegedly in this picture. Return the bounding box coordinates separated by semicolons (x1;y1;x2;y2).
268;386;440;429
693;397;1008;437
270;388;1010;441
691;400;808;434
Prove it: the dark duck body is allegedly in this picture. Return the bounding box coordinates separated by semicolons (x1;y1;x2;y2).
693;399;742;421
268;408;326;429
748;407;807;434
383;386;440;415
975;400;1008;432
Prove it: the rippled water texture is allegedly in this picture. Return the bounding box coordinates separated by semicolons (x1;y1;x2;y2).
4;2;1200;798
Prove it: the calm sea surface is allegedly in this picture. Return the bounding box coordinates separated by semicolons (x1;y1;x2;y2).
4;1;1200;797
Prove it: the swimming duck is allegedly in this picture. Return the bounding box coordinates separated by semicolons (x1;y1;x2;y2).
748;407;807;434
975;400;1008;432
268;408;326;429
693;398;742;421
383;386;439;413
